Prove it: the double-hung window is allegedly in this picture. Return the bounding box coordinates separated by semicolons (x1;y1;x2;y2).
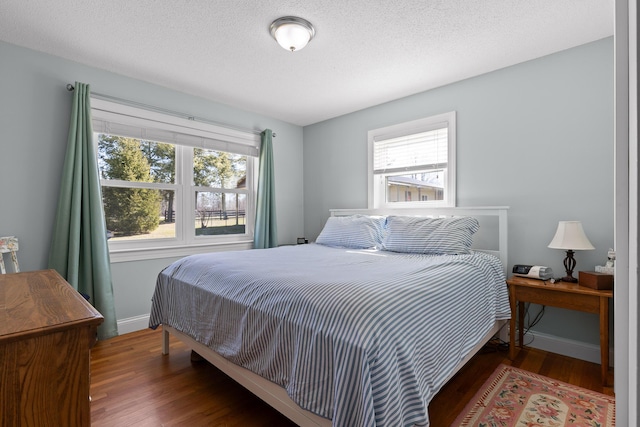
91;98;260;261
368;111;456;208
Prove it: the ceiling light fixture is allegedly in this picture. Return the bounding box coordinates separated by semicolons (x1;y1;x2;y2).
270;16;315;52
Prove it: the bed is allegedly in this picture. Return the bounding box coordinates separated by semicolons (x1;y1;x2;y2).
149;206;510;427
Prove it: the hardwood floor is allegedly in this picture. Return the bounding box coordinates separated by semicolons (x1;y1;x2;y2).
90;328;614;427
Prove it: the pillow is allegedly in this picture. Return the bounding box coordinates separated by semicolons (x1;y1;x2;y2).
380;215;479;254
315;215;386;249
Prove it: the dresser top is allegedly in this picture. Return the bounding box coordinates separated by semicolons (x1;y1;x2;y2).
0;269;104;341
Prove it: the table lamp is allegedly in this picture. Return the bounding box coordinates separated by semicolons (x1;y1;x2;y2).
547;221;595;283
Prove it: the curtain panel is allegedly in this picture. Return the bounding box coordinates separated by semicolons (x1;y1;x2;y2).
48;82;118;340
254;129;278;249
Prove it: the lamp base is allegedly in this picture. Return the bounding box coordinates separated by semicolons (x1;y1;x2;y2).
561;250;578;284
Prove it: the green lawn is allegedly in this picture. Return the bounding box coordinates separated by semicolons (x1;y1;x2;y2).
109;218;246;241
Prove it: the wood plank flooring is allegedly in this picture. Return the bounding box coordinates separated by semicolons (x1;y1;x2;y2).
90;328;614;426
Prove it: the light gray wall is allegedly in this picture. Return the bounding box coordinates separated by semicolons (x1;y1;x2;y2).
0;41;304;321
303;38;614;346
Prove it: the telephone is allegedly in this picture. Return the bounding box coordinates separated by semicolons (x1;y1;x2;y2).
512;264;554;280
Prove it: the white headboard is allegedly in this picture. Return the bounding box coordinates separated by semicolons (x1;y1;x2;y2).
329;206;509;275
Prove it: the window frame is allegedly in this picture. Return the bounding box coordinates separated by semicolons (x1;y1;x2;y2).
367;111;456;209
91;98;260;262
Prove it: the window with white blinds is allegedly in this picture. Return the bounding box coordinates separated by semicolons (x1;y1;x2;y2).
90;97;259;261
368;112;456;208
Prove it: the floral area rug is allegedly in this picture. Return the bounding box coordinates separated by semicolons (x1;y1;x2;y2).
450;364;615;427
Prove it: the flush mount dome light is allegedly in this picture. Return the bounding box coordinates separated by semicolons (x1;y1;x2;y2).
270;16;315;52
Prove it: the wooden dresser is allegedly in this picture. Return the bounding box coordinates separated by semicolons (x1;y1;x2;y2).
0;269;104;426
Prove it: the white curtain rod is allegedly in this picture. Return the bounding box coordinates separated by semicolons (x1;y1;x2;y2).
66;84;275;138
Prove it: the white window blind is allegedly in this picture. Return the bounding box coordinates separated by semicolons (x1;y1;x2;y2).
91;98;260;157
373;127;448;174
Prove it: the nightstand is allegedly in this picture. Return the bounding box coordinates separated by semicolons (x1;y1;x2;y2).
506;275;613;385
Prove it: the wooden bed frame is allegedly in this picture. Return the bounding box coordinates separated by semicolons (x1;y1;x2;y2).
161;206;510;426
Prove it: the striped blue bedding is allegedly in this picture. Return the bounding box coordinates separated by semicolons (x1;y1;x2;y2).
149;244;510;427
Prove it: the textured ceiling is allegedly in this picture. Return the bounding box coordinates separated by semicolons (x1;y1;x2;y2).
0;0;613;126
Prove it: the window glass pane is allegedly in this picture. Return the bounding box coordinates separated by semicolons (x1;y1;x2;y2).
98;134;176;184
193;148;246;189
195;192;246;235
385;170;445;203
103;188;176;240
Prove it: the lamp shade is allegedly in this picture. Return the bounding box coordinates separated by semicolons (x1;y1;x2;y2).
270;16;315;52
548;221;595;250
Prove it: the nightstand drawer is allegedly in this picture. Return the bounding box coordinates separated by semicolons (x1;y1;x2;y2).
513;285;601;313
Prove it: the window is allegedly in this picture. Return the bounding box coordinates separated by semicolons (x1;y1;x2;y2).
368;112;456;208
91;98;260;261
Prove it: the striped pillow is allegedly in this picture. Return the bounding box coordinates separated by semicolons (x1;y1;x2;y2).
315;215;386;249
381;215;479;254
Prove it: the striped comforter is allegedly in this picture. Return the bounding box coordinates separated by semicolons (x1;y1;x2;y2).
149;244;510;427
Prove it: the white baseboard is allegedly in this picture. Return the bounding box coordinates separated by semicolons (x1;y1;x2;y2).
117;314;151;335
119;315;613;367
525;330;614;367
499;326;613;366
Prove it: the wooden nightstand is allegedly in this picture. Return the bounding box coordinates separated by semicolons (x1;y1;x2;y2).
506;275;613;385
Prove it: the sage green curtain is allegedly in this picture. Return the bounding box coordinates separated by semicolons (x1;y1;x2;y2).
48;82;118;340
254;129;278;249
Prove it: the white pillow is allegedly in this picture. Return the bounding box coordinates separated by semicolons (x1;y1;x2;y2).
315;215;386;249
381;216;479;254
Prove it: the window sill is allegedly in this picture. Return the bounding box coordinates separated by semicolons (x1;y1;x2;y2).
108;240;254;263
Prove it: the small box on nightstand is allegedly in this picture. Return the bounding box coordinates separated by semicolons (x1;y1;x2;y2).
579;271;614;290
